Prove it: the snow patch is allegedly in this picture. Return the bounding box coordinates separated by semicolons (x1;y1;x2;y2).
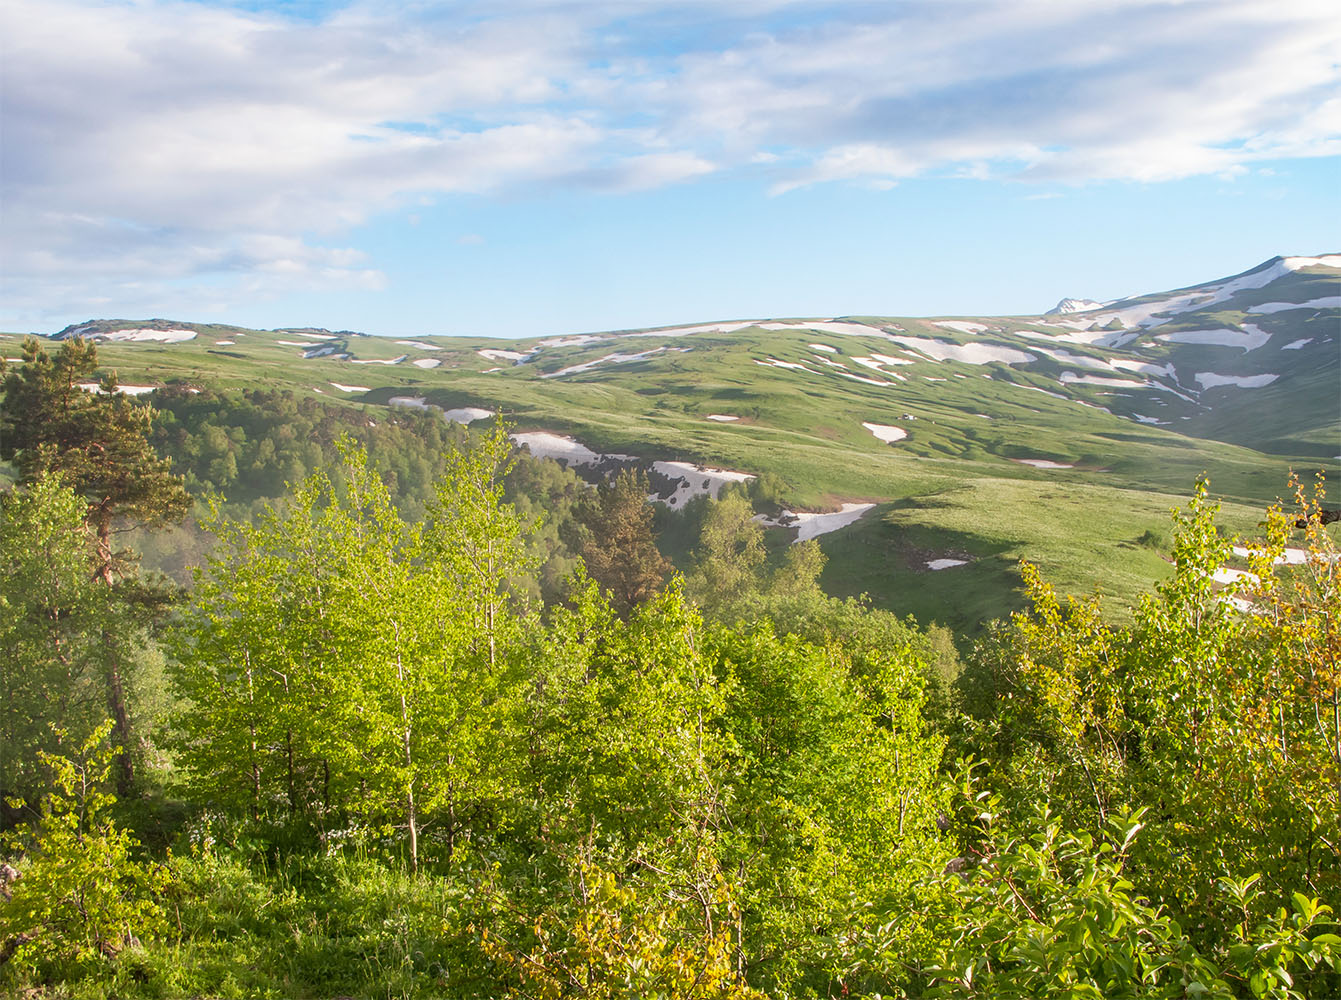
935;321;990;335
1248;295;1341;314
842;372;898;386
862;422;907;443
513;432;629;466
77;382;157;396
540;335;608;348
350;355;407;365
1059;371;1148;389
478;348;534;363
96;327;197;343
809;343;837;352
706;414;739;422
395;340;437;350
412;358;442;369
652;461;754;510
1032;347;1120;371
444;407;495;424
1195;372;1279;389
755;357;818;373
1281;338;1314;350
624;321;759;338
1013;458;1074;469
927;558;968;571
544;347;665;378
1111;359;1176;377
329;383;371;392
1212;567;1258;585
790;503;876;542
1155;327;1271;351
303;345;337;359
214;340;235;346
1232;545;1312;566
757;321;890;337
887;336;1035;366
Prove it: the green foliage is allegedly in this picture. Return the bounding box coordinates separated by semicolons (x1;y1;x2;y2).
0;337;189;580
480;859;765;1000
0;476;118;803
172;433;536;870
922;789;1341;999
0;723;169;982
568;467;671;615
958;478;1341;949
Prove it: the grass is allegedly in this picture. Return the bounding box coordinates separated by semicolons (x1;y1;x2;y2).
10;284;1335;631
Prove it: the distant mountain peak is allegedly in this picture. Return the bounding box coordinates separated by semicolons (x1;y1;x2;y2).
1046;298;1104;315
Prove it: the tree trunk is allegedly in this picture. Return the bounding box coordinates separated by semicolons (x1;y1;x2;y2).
94;510;134;795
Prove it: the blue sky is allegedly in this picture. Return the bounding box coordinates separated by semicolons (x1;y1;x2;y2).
3;0;1338;339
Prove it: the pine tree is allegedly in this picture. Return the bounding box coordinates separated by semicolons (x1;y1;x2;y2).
0;337;190;791
571;468;670;615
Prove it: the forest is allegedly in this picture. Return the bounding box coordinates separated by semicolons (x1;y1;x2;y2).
1;337;1339;999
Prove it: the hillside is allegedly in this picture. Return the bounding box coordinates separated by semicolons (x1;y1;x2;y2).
5;253;1337;631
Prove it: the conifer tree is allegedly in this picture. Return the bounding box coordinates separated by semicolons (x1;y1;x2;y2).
0;336;190;791
571;468;670;615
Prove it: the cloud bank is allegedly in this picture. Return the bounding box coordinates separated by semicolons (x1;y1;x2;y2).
3;0;1338;319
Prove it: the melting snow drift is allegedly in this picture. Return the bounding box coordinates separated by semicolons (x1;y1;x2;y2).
863;422;908;443
652;461;754;510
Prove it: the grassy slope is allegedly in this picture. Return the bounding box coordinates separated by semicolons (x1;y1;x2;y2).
3;284;1334;631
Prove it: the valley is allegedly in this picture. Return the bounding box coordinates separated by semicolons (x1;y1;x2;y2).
4;254;1337;631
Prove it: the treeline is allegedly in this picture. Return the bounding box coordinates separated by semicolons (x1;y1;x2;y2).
2;337;1340;999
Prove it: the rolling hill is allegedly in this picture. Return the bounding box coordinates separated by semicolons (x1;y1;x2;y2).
5;253;1337;631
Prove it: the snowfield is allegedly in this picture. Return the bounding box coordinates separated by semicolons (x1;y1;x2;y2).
93;327;197;343
1248;295;1341;314
1059;371;1147;388
927;558;968;571
1232;545;1312;566
78;383;157;396
544;348;666;378
1155;327;1270;352
756;357;819;373
758;321;890;338
862;422;907;443
790;503;876;542
652;461;754;510
1033;347;1121;371
887;336;1035;365
1013;458;1074;469
1110;359;1176;377
391;398;495;424
935;321;990;335
478;348;534;363
513;432;621;465
444;407;495;423
1195;372;1279;389
540;335;608;348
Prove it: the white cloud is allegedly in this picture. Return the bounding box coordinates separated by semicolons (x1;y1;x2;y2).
3;0;1338;321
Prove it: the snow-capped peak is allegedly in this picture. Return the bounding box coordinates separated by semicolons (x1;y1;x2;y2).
1046;298;1103;315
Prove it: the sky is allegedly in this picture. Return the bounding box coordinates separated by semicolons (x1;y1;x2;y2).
3;0;1339;340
